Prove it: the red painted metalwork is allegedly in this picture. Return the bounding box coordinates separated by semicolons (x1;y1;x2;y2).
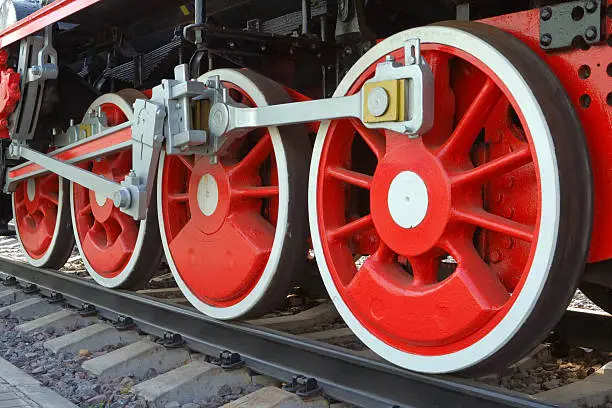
0;0;102;48
480;6;612;262
0;49;20;139
13;173;60;259
315;43;541;354
159;83;280;308
72;104;139;278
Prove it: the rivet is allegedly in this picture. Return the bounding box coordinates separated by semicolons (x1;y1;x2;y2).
585;0;598;13
504;208;515;219
494;192;504;203
503;176;514;189
585;26;598;41
540;7;552;21
540;33;553;47
489;251;502;264
503;237;514;249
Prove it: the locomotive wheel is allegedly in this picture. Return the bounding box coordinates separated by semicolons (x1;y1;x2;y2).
157;69;310;319
309;22;592;374
12;174;74;268
70;90;163;288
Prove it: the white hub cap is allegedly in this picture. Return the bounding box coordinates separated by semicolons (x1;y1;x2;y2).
387;171;428;229
197;173;219;216
26;178;36;202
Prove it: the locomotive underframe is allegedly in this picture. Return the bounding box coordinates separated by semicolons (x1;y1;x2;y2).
2;0;609;260
0;0;610;375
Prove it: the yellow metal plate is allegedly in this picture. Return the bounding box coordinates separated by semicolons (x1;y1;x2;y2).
363;79;406;124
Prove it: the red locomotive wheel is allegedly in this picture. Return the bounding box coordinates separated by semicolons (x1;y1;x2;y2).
12;174;74;268
158;69;310;319
309;22;592;374
71;90;162;288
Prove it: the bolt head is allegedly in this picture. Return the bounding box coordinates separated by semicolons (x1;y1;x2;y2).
585;26;598;41
367;87;389;117
113;190;130;208
540;7;552;21
540;33;552;46
585;0;597;13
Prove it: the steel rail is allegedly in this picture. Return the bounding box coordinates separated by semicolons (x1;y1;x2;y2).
0;257;553;408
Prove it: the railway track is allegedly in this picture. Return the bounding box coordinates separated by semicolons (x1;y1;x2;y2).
0;254;568;408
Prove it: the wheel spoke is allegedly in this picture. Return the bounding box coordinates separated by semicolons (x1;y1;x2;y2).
443;236;509;309
326;166;372;190
451;147;532;187
79;203;92;217
37;205;56;242
232;186;279;199
408;251;442;286
436;79;502;159
350;119;386;161
110;150;132;176
349;242;401;288
231;133;273;174
39;191;59;206
453;207;534;243
39;174;57;189
328;215;374;242
168;193;189;202
177;155;195;172
14;199;26;211
111;209;139;235
84;221;104;250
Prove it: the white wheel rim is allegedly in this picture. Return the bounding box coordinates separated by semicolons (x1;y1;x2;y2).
308;26;560;373
157;69;291;320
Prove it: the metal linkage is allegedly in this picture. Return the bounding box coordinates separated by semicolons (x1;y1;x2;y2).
4;38;432;222
8;142;133;209
0;257;553;408
205;38;434;155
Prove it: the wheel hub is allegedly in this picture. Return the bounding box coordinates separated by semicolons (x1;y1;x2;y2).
387;171;429;229
371;137;451;257
26;178;36;202
196;173;219;216
189;159;230;234
88;161;114;223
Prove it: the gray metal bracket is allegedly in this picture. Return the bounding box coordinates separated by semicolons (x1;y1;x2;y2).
123;99;166;219
540;0;603;50
151;64;209;155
